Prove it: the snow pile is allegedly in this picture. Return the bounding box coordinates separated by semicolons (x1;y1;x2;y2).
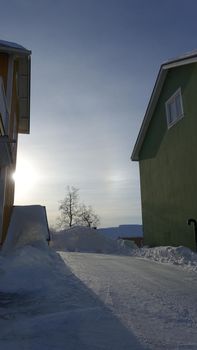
0;245;71;293
2;205;50;253
133;246;197;272
0;205;70;293
51;226;133;255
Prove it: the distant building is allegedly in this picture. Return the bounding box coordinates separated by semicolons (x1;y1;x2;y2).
0;40;31;244
131;51;197;250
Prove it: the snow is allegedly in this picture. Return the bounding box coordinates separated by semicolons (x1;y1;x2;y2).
131;245;197;273
0;245;66;293
2;205;50;254
61;251;197;350
0;39;28;51
0;221;197;349
51;226;134;254
0;227;144;349
51;226;197;273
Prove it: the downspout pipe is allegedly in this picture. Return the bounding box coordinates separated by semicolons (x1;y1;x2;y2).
43;206;51;245
187;218;197;251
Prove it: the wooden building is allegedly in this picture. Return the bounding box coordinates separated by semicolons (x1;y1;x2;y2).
131;51;197;250
0;40;31;244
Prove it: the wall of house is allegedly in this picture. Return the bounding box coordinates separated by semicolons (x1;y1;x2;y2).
139;63;197;250
0;53;9;243
0;53;8;91
1;59;20;243
0;55;19;244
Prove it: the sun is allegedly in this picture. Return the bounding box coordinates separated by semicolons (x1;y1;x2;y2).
13;157;39;194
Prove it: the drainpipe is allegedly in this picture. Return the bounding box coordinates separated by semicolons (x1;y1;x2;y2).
43;206;51;245
187;218;197;251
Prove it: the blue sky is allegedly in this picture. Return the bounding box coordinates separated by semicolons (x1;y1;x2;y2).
2;0;197;227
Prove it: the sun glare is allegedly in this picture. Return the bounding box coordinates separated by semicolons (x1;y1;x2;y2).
108;173;126;183
13;158;39;192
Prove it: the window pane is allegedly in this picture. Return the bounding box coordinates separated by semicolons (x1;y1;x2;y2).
166;89;184;127
170;99;177;122
175;93;182;117
167;104;172;123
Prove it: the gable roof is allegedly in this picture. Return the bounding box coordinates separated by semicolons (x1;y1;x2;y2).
0;40;31;134
131;50;197;161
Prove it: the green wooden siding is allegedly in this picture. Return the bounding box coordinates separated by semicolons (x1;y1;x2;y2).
139;63;197;250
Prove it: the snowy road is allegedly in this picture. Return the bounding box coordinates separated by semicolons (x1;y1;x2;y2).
1;247;197;350
0;248;147;350
61;252;197;350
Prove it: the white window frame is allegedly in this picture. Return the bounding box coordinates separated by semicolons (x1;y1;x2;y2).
165;88;184;128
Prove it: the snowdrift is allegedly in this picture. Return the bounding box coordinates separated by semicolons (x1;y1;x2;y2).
132;245;197;273
51;226;134;255
0;245;70;292
0;205;69;293
2;205;50;254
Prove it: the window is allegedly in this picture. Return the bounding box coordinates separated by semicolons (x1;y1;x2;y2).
165;88;184;128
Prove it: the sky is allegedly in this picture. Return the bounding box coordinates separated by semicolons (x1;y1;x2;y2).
1;0;197;227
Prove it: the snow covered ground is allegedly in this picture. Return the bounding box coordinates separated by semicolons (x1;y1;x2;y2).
52;226;197;273
0;243;145;349
62;251;197;350
0;224;197;349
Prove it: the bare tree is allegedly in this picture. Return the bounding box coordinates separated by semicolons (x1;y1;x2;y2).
78;204;100;228
57;186;80;228
57;186;100;229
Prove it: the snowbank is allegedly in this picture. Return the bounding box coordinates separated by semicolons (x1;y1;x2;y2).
51;226;133;255
132;246;197;273
0;245;71;293
2;205;50;254
0;205;70;293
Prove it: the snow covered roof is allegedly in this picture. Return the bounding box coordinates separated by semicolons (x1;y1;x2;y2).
98;225;143;239
131;50;197;161
0;39;31;55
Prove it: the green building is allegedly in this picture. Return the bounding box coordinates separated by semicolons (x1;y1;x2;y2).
131;51;197;250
